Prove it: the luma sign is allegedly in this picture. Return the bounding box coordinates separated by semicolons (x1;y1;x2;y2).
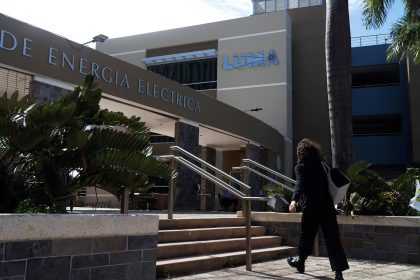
223;49;280;70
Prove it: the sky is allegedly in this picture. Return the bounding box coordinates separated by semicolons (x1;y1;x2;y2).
0;0;404;45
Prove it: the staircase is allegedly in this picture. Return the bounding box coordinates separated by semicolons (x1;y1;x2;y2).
156;216;297;278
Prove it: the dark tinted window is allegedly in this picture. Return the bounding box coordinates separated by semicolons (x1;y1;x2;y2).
352;64;399;87
148;58;217;90
150;133;174;143
353;114;401;136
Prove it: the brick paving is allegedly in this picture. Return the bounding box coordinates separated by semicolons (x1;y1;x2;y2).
169;257;420;280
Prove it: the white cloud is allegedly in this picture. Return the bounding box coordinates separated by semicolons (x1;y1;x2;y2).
0;0;252;44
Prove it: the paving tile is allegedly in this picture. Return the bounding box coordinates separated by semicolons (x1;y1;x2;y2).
26;256;71;280
0;276;25;280
110;250;142;265
142;261;156;280
0;243;4;261
127;235;157;250
71;253;109;269
51;238;92;256
92;237;126;253
4;240;51;260
0;260;26;278
143;249;156;262
90;263;141;280
70;268;90;280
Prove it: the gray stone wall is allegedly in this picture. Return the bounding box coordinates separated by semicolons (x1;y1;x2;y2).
200;146;216;211
256;218;420;265
0;235;157;280
174;121;200;211
319;224;420;264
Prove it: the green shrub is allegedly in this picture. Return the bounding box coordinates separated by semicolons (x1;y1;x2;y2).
16;199;59;213
342;161;419;216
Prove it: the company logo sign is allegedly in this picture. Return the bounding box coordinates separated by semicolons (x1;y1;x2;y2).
223;49;280;70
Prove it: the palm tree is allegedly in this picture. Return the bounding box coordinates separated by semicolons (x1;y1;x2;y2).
325;0;354;170
362;0;420;63
0;75;173;212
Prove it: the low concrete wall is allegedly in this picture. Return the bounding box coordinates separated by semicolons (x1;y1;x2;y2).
251;212;420;264
0;214;159;280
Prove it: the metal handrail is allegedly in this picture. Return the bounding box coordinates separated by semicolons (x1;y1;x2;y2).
233;165;294;192
159;150;267;271
242;158;296;185
170;146;251;191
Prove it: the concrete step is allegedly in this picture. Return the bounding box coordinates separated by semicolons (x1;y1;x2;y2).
158;226;266;243
158;235;282;259
159;217;245;230
156;246;298;278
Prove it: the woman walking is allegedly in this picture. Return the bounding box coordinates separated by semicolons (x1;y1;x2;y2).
287;138;349;280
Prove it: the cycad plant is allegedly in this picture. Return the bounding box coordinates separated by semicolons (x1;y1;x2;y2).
343;161;419;215
0;75;173;212
344;161;395;215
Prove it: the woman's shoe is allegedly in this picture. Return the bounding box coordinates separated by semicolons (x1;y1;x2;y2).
335;271;344;280
287;257;305;273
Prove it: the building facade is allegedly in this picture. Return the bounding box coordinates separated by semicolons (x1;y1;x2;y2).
1;0;419;210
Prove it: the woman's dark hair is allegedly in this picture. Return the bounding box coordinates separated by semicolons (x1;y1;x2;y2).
296;138;322;164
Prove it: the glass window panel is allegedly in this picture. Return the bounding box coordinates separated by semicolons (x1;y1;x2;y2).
276;0;286;11
254;0;265;14
289;0;299;9
266;0;275;12
309;0;322;6
299;0;310;7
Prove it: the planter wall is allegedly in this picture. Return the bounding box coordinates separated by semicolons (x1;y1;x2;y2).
251;212;420;264
0;214;158;280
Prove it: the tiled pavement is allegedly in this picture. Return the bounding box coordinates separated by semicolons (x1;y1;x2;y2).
169;257;420;280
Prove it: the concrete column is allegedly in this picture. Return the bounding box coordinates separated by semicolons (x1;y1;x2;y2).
244;143;263;210
200;146;216;211
174;120;200;211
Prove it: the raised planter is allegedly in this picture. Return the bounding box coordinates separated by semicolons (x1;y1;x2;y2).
0;214;159;280
250;212;420;264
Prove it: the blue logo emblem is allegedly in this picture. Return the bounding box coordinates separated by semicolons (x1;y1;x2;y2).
223;49;280;70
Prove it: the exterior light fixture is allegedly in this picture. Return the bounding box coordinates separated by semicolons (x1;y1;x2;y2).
249;108;263;112
82;34;108;45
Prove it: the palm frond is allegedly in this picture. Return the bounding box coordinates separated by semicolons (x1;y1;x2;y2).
387;17;420;63
362;0;396;28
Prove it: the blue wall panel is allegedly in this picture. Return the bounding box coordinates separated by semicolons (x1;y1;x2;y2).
351;44;410;165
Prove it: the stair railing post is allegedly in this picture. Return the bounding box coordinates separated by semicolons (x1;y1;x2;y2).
245;199;252;271
168;159;176;220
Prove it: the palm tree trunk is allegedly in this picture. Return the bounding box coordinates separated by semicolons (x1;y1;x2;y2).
325;0;354;170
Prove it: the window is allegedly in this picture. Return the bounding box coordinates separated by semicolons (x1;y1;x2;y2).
299;0;310;7
266;0;275;12
352;64;400;87
254;0;265;14
148;58;217;90
0;67;32;99
150;133;174;143
276;0;287;10
353;114;402;136
289;0;299;8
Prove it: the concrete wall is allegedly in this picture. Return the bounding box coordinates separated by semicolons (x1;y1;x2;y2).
289;6;331;162
251;212;420;264
0;214;158;280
